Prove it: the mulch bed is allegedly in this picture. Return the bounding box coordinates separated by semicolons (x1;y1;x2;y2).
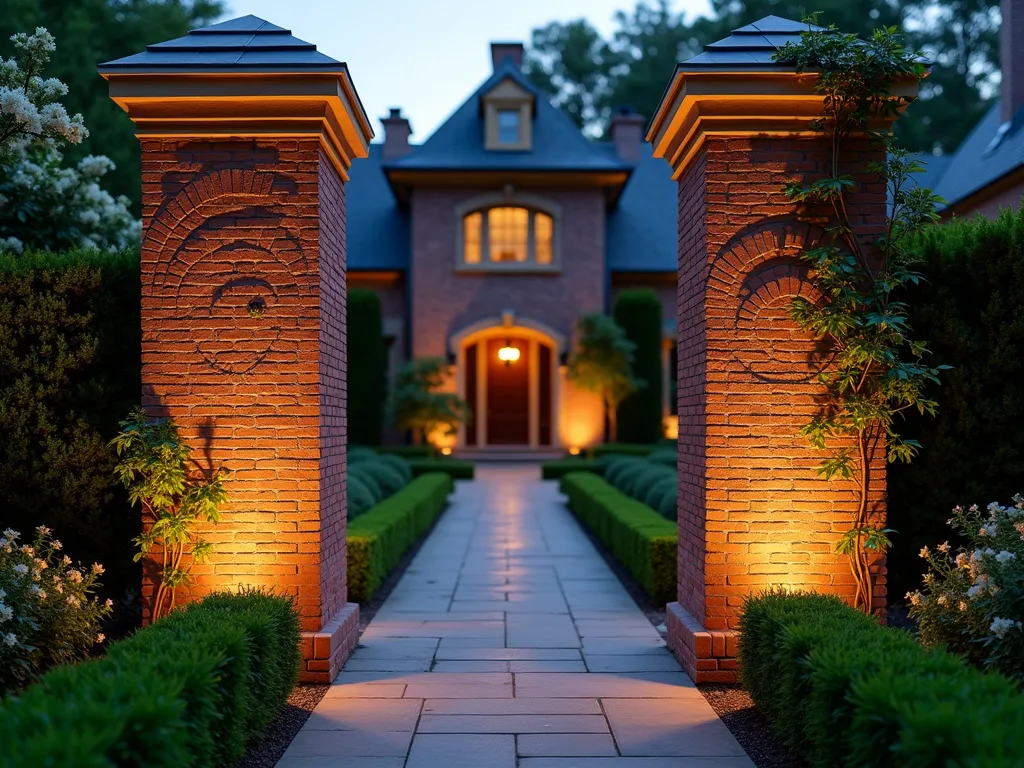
234;506;445;768
569;500;802;768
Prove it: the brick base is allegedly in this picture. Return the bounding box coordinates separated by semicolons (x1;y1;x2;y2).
300;602;359;683
666;602;739;683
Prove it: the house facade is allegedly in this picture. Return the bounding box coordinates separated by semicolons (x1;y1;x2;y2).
347;43;677;454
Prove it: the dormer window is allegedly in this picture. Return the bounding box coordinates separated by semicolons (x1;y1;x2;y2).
482;77;533;151
497;109;520;144
456;194;560;272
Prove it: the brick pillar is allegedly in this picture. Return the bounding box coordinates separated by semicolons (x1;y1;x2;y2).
100;18;372;682
647;21;918;683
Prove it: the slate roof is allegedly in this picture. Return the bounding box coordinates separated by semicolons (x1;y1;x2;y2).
924;102;1024;209
347;145;409;271
383;61;631;173
98;15;347;73
605;144;678;272
678;15;826;72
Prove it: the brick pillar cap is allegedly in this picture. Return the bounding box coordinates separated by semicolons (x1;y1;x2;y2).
99;16;373;178
647;15;923;178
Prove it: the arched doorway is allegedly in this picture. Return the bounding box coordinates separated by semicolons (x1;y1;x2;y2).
450;315;565;450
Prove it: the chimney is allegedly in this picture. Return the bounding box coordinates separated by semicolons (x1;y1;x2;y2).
490;42;524;72
1003;0;1024;123
610;106;646;163
381;108;412;160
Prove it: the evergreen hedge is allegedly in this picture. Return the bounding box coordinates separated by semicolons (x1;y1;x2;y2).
0;591;299;767
613;290;663;444
346;290;387;446
0;248;140;597
559;471;676;603
348;473;454;603
889;208;1024;596
739;591;1024;767
541;458;605;479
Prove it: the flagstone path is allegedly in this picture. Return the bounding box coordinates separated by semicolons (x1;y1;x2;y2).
278;465;754;768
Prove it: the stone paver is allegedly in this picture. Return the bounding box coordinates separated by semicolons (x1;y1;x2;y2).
278;465;753;767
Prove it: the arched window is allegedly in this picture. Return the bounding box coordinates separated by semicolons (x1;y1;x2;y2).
457;201;558;270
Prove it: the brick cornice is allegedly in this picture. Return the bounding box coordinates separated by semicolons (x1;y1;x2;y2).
102;72;372;180
647;71;919;180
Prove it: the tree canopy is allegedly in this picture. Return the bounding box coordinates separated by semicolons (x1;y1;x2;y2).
0;0;223;212
525;0;1000;154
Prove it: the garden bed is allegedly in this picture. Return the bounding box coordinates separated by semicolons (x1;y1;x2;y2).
406;458;475;480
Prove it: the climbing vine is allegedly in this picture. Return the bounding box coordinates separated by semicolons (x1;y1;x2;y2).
773;24;947;612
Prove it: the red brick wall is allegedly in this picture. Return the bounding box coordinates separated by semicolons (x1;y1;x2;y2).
409;187;605;357
318;147;348;626
677;136;888;631
139;137;347;633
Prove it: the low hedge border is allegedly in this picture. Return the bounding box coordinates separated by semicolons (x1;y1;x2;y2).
740;590;1024;767
586;443;662;458
559;471;676;603
348;472;455;603
374;445;437;459
0;590;299;767
541;458;605;480
406;458;474;480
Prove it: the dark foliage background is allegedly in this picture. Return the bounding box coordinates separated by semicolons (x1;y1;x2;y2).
888;208;1024;597
0;249;141;598
614;289;664;444
347;289;387;446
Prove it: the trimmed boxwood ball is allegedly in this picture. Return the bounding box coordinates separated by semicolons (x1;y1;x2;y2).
644;474;676;511
657;482;677;521
621;462;674;500
348;446;379;464
647;448;677;468
355;459;407;498
349;465;383;505
377;453;413;484
602;455;647;491
347;474;377;519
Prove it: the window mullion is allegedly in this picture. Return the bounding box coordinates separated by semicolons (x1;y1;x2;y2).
482;211;489;263
527;211;534;264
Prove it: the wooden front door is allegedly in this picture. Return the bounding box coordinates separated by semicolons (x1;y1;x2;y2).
486;337;529;445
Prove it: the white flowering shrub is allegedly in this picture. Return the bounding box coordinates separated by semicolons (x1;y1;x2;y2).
0;148;141;253
0;28;86;156
910;496;1024;680
0;28;139;254
0;525;112;694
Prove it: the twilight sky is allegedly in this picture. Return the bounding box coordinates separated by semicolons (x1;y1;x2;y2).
223;0;711;144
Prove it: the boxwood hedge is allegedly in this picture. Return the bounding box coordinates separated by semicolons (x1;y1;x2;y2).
739;590;1024;768
348;472;454;603
0;590;299;767
559;472;676;603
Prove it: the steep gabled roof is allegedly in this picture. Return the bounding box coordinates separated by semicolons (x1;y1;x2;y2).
98;14;346;73
926;102;1024;210
604;144;678;272
347;145;409;271
384;61;630;173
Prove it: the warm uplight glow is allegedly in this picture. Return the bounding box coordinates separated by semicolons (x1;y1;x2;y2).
498;342;521;364
569;447;581;456
663;415;679;440
441;447;452;456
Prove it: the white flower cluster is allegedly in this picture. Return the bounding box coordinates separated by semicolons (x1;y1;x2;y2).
0;149;141;253
0;28;87;155
990;617;1022;639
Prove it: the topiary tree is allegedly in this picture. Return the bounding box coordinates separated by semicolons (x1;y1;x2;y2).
387;357;469;446
567;313;644;444
347;290;387;446
613;290;663;444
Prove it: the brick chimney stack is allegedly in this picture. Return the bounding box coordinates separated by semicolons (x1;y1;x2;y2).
610;106;646;163
1003;0;1024;122
491;42;524;72
381;108;412;160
